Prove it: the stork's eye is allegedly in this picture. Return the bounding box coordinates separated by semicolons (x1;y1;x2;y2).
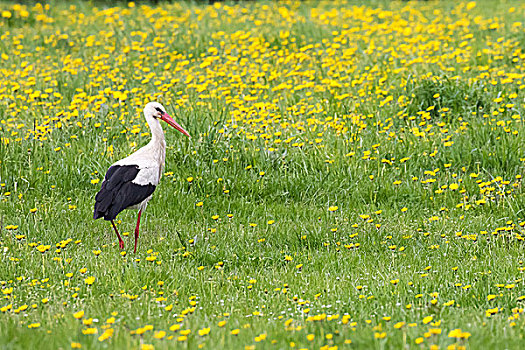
154;107;164;118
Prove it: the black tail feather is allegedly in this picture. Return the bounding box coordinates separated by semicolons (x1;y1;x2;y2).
93;165;156;221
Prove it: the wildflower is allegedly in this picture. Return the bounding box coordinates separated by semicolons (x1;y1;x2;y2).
36;245;51;253
198;327;210;336
394;322;405;329
154;331;166;339
98;328;114;341
448;329;471;339
73;311;84;319
82;328;97;335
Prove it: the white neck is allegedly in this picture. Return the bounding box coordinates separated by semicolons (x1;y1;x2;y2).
145;116;166;166
148;117;165;144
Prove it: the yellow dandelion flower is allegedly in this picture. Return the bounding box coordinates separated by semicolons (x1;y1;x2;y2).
82;328;97;335
73;310;84;319
154;331;166;339
198;327;210;336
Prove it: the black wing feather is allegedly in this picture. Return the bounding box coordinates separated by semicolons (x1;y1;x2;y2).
93;165;156;221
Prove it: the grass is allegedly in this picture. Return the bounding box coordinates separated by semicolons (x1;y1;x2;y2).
1;0;525;349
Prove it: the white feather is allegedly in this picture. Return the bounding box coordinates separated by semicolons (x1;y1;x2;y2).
112;102;168;187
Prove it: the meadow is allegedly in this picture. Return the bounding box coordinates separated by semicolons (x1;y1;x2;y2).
1;1;524;349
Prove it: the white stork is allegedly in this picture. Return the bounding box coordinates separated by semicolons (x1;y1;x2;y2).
93;102;190;253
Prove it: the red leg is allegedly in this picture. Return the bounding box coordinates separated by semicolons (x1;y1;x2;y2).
111;220;125;250
134;210;142;253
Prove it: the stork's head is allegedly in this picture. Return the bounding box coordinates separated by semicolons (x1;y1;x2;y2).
143;102;190;137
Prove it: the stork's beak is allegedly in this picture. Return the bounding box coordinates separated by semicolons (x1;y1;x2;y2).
161;113;190;137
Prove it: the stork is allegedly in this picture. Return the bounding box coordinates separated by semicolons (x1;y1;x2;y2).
93;102;190;253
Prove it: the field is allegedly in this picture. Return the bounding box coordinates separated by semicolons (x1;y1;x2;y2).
1;0;525;349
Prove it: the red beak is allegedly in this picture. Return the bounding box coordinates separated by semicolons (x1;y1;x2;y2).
161;113;190;138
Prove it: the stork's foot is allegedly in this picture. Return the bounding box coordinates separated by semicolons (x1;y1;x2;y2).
118;240;125;250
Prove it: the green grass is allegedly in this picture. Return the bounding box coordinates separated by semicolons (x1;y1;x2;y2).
1;1;525;349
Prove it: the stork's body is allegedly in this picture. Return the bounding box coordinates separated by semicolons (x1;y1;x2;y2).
93;102;190;253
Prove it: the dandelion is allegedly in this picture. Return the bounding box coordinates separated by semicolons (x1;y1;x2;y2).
98;328;114;341
374;332;386;339
82;328;97;335
154;331;166;339
36;245;51;253
422;316;433;324
394;322;405;329
179;329;191;336
448;329;471;339
198;327;210;336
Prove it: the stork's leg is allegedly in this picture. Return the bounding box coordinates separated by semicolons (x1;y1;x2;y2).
111;220;125;250
134;210;142;253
